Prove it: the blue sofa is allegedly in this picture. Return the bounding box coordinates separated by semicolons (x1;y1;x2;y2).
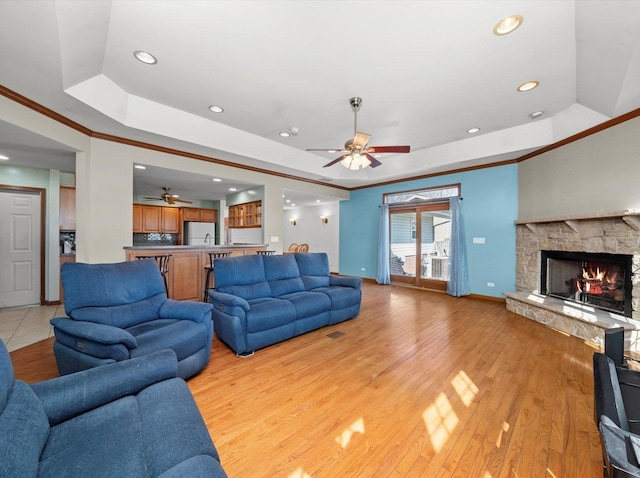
0;340;227;477
51;259;214;379
208;252;362;355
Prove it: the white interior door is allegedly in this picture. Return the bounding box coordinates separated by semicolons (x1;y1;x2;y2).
0;190;41;308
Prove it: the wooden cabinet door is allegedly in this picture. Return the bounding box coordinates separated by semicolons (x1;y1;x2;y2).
59;186;76;231
142;206;161;232
170;253;201;301
182;208;200;222
200;209;217;223
161;207;180;233
132;204;142;232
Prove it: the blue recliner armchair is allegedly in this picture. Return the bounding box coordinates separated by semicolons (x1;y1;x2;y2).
0;340;227;477
51;259;214;379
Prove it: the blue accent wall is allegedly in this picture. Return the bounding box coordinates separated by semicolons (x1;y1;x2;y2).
339;164;518;297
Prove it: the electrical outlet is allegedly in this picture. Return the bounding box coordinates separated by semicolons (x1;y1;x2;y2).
361;267;366;272
487;282;495;287
473;237;486;244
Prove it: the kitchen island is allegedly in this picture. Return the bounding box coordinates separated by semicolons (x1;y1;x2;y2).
124;244;268;301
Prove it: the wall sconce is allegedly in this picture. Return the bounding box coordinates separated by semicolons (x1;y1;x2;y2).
289;218;297;226
320;216;328;224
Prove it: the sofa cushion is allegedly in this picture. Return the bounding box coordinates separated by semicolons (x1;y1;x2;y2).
280;291;332;318
0;381;50;478
263;255;305;296
0;339;13;410
137;378;219;476
128;319;209;361
62;260;165;314
246;298;296;333
294;253;331;289
214;255;272;300
39;396;146;478
69;294;165;328
313;286;362;310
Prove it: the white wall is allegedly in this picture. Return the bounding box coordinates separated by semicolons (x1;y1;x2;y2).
283;201;340;272
519;116;640;221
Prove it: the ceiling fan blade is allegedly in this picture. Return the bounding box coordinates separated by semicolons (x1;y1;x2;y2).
366;145;411;154
364;153;382;168
323;154;348;168
173;198;193;204
353;132;371;149
306;148;349;152
143;196;163;200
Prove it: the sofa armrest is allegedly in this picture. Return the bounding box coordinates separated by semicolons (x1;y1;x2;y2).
50;317;137;349
330;275;362;290
31;349;178;426
159;299;214;323
208;291;250;312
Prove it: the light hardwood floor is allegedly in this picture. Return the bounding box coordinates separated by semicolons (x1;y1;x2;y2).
10;282;603;477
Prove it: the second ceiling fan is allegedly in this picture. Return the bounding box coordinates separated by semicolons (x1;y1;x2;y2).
306;97;410;170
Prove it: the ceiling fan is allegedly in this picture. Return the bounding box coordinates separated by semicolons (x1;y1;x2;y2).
306;97;410;170
144;187;193;205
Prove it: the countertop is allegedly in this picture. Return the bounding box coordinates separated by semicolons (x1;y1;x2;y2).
124;244;268;250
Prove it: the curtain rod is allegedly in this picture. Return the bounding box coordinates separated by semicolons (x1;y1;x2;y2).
382;197;463;208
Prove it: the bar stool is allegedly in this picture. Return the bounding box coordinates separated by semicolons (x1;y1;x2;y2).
203;252;231;302
256;250;275;255
135;255;171;297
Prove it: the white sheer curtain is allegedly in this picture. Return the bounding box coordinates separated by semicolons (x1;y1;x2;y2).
447;197;470;297
376;204;390;284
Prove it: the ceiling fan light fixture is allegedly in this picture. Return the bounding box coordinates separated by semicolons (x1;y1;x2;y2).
493;15;523;36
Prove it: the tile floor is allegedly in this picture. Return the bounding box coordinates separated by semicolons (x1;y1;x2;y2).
0;305;62;352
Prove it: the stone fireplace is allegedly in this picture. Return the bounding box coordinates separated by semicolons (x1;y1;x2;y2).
505;212;640;351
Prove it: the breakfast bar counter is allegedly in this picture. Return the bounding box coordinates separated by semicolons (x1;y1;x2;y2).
124;244;268;301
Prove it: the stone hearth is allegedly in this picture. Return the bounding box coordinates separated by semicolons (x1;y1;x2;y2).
506;211;640;351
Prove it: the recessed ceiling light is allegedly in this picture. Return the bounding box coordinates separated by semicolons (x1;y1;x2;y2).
229;188;237;192
208;105;224;113
517;81;539;92
328;150;337;153
316;200;321;203
0;154;9;160
279;131;291;138
467;127;481;134
493;15;523;36
212;178;222;182
291;204;296;207
286;199;291;203
133;50;157;65
134;164;146;169
530;111;544;119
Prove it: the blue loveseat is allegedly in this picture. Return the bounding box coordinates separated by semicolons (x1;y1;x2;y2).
208;252;362;355
51;259;214;379
0;340;227;477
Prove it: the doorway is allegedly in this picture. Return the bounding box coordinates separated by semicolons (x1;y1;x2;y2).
389;203;451;291
0;188;43;307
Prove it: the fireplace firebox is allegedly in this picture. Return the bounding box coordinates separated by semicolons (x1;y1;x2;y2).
540;250;632;316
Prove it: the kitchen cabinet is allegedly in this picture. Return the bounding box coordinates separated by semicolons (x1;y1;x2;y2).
59;186;76;231
228;200;261;228
161;207;180;233
134;205;180;233
181;207;218;223
133;204;142;232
